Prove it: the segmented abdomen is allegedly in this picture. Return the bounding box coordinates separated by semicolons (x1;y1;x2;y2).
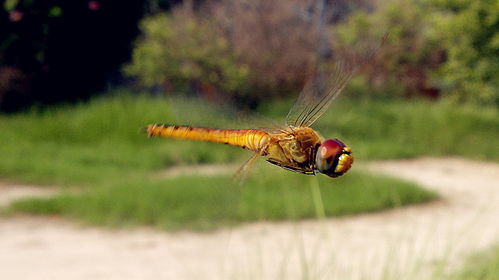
146;124;269;153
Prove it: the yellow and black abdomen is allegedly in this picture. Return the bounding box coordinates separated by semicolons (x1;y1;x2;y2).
146;124;269;153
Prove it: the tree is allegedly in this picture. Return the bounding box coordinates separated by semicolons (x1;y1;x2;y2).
431;0;499;105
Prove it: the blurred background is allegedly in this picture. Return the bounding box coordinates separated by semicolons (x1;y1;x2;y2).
1;0;497;112
0;0;498;279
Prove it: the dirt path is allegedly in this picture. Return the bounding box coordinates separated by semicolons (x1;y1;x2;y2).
0;181;59;207
0;158;498;280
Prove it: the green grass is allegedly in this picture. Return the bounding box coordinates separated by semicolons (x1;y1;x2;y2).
259;97;499;161
1;91;496;230
8;166;435;231
450;245;499;280
1;93;496;187
0;94;244;186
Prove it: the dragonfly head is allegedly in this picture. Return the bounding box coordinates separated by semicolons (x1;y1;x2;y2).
315;139;353;178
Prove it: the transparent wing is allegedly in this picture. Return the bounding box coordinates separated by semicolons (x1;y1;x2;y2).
285;60;354;128
286;34;387;128
233;152;261;186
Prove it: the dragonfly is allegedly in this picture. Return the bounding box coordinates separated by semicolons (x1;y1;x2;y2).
146;36;385;179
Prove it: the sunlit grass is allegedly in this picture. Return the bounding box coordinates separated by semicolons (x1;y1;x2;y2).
8;166;435;231
259;97;499;161
1;92;496;188
449;245;499;280
1;91;496;230
0;93;246;186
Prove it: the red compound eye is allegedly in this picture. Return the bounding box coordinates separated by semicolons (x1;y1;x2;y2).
320;139;346;159
315;139;352;178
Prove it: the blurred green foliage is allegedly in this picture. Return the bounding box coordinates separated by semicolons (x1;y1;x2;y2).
125;0;322;105
333;0;499;105
124;10;249;96
9;169;435;231
336;0;444;98
0;92;497;188
1;92;496;230
430;0;499;105
452;245;499;280
125;0;498;106
3;0;19;11
0;92;245;186
260;97;499;161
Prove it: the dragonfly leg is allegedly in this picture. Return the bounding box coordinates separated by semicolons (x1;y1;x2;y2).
266;159;315;175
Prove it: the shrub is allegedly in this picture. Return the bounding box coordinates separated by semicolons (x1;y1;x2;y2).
430;0;499;106
126;0;384;106
335;0;445;98
124;5;250;101
336;0;499;105
208;0;319;97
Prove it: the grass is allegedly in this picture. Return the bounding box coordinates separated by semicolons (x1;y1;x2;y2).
259;97;499;161
8;166;435;231
0;94;243;186
450;245;499;280
1;93;497;187
0;91;496;230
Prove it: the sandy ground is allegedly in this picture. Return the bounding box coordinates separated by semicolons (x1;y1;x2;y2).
0;158;498;280
0;182;58;208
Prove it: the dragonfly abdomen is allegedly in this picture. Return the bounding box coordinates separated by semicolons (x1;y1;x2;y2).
146;124;269;153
